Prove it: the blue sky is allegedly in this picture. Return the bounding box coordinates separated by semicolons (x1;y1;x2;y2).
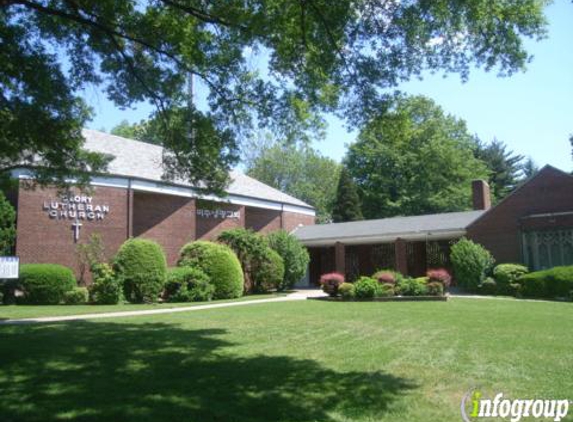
86;0;573;172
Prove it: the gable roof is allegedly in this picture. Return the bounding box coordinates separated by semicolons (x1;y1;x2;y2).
82;129;313;209
293;210;485;246
466;165;573;229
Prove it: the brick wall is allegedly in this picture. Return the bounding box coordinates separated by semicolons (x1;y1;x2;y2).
196;201;245;240
467;166;573;263
245;206;282;233
282;211;315;232
15;182;129;280
132;192;196;266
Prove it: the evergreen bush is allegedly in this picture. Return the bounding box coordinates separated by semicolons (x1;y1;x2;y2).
164;267;214;302
267;230;310;290
89;263;123;304
19;264;76;304
450;238;495;291
63;287;89;305
338;282;355;300
178;241;243;299
354;276;379;299
493;263;528;294
114;238;167;303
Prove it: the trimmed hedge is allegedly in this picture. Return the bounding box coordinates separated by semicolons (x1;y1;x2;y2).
178;241;243;299
89;263;123;304
164;267;214;302
267;230;310;290
114;238;167;303
493;263;528;294
519;266;573;299
450;238;495;291
19;264;76;304
64;287;89;305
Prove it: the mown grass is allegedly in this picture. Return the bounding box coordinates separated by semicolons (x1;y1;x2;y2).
0;292;284;320
0;298;571;421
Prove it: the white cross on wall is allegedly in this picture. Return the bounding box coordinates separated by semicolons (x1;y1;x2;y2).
72;220;82;242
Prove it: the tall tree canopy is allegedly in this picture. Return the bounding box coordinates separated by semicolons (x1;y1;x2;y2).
474;138;524;202
521;157;540;179
245;143;340;223
347;95;489;219
332;166;363;223
1;0;548;191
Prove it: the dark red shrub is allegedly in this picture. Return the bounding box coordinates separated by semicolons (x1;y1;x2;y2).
426;268;452;287
373;270;396;284
320;272;345;297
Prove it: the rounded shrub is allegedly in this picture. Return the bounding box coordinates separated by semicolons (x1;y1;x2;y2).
397;277;428;296
426;268;452;288
178;241;243;299
450;238;495;291
64;287;89;305
372;269;403;285
89;263;123;304
479;277;497;295
114;238;167;303
354;276;379;299
164;267;214;302
19;264;76;304
338;282;355;300
426;281;444;296
493;264;528;294
378;282;395;297
255;248;285;293
267;230;310;291
519;266;573;299
319;272;345;297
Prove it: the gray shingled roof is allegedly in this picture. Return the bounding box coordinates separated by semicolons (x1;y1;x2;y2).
293;210;485;244
82;129;312;208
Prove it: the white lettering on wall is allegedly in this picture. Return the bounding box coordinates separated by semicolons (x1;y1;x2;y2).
42;195;111;221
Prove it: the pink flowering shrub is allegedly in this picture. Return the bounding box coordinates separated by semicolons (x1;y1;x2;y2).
319;272;345;297
372;269;403;285
426;268;452;288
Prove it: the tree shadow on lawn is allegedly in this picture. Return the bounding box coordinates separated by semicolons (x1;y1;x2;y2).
0;321;416;422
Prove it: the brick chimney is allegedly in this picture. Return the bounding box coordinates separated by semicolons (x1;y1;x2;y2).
472;180;491;210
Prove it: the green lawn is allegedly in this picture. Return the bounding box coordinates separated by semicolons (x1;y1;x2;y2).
0;293;283;320
0;298;571;422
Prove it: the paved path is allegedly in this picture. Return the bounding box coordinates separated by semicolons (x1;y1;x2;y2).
0;290;326;325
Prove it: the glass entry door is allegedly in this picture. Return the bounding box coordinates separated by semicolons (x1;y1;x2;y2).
522;229;573;270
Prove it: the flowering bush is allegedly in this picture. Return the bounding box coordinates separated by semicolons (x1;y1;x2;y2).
426;268;452;287
372;269;403;285
319;272;345;297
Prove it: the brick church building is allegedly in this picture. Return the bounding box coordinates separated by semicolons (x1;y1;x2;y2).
9;130;315;276
294;165;573;285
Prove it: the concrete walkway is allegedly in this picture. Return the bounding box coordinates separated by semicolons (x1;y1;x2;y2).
0;290;326;325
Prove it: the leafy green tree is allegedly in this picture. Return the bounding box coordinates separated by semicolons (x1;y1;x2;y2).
1;1;548;191
110;120;155;144
347;95;489;218
246;143;340;223
0;191;16;255
521;157;539;179
332;167;363;222
474;138;524;202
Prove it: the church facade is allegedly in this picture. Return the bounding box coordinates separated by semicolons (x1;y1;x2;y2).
9;130;315;276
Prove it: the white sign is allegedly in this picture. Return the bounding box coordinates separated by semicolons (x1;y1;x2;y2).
0;257;19;279
197;209;240;219
42;195;110;221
